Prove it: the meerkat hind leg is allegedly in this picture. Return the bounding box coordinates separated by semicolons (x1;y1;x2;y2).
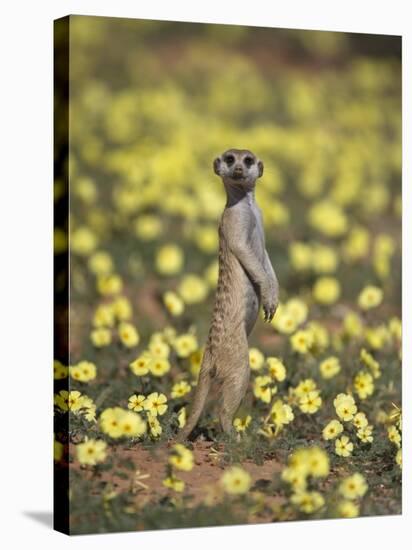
218;357;250;434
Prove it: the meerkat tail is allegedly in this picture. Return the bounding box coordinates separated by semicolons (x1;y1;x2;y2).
176;358;213;441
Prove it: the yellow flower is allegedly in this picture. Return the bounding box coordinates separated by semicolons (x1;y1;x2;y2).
189;348;203;377
221;466;251;495
358;285;383;310
395;448;402;468
163;475;185;492
112;296;133;321
177;407;186;428
281;467;307;492
360;348;381;378
99;407;146;439
322;419;344;440
270;400;294;428
148;338;170;358
267;357;286;381
253;376;274;403
128;394;146;412
319;356;341;379
284;298;308;324
144;392;168;416
163;291;184;316
204;260;219;287
194;225;219;253
178;274;208;304
78;396;97;422
149;357;171;377
387;425;401;448
353;371;374;399
299;391;322;414
233;415;252;432
312;244;339;273
306;447;329;478
147;414;162;437
70;360;97;382
169;444;194;471
130;353;151;376
93;304;115;328
97;274;123;296
76;439;107;466
289;241;312;271
249;347;265;371
290;330;314;354
287;446;329;479
389;404;402;430
308;200;348;237
53;227;68;254
357;425;373;443
53;360;68;380
119;410;147;438
73;177;97;204
291;491;325;513
71;226;98;256
54;390;84;412
364;325;390;350
54;438;64;461
334;393;357;421
339;473;368;500
335;435;354;457
388;316;402;341
336;500;359;518
313;276;341;305
171;381;191;399
342;226;370;262
69;366;85;382
307;321;329;352
99;407;126;438
273;310;298;334
343;311;363;338
173;333;198;358
118;322;140;348
134;214;162;241
294;378;317;398
352;412;368;429
88;251;113;276
155;244;184;275
90;327;112;347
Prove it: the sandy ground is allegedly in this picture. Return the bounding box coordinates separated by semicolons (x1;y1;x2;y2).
72;439;285;511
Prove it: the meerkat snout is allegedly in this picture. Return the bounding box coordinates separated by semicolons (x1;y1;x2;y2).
213;148;264;185
232;164;244;179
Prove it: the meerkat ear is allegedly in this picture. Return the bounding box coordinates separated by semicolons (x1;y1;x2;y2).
213;157;221;176
258;160;264;177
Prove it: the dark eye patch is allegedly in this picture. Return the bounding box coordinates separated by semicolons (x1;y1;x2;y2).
244;156;254;166
224;154;235;165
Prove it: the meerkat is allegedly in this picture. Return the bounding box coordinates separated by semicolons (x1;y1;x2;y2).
176;148;279;441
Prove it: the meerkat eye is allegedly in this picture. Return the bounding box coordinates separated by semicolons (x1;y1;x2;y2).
224;155;235;165
244;156;254;167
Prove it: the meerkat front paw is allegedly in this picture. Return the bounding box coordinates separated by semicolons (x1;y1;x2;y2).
262;288;278;323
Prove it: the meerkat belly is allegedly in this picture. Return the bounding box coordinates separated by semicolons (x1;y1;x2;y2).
207;242;262;359
222;253;260;335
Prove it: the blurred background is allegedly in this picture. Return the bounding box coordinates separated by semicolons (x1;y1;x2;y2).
55;15;401;355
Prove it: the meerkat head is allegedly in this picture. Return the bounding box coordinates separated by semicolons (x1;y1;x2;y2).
213;149;263;190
